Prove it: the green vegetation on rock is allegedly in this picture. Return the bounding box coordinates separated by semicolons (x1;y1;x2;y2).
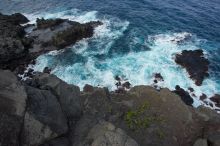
125;101;164;131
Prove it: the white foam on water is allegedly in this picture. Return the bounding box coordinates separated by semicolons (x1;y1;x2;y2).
23;9;98;24
29;9;220;110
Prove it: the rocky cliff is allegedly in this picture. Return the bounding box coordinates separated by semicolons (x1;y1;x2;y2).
0;69;220;146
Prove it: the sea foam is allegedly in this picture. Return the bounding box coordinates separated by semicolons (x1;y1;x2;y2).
26;10;220;110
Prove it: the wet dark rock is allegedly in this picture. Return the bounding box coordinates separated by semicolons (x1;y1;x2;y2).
114;75;131;93
154;73;164;81
210;94;220;107
83;84;95;93
43;67;51;74
122;81;131;89
188;87;194;92
115;75;121;81
175;50;209;86
173;85;194;106
200;94;207;100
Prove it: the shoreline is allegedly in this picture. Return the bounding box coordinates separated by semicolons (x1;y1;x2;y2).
0;12;220;146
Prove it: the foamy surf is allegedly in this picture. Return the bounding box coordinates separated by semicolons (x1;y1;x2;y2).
23;9;220;111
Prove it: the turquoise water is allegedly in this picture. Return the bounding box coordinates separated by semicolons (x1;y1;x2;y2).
1;0;220;109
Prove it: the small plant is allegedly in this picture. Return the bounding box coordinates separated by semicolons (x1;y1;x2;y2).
124;101;164;130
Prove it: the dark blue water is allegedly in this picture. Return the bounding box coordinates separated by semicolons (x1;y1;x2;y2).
1;0;220;108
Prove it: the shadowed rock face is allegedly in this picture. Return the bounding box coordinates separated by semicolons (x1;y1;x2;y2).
175;50;209;86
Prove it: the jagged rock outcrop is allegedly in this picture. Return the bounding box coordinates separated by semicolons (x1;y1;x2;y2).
175;49;209;86
29;18;102;54
0;13;102;73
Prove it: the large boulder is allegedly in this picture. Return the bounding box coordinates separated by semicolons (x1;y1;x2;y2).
22;86;68;146
0;69;27;146
175;50;209;86
31;73;82;120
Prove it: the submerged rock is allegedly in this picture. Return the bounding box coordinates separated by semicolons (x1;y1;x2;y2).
175;50;209;86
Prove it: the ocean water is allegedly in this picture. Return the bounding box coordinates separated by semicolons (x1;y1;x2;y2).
1;0;220;109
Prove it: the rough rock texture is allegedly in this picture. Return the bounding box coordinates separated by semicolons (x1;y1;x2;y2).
22;86;68;146
175;50;209;86
0;69;27;146
0;13;31;70
193;139;208;146
87;121;139;146
29;18;102;55
30;73;82;119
